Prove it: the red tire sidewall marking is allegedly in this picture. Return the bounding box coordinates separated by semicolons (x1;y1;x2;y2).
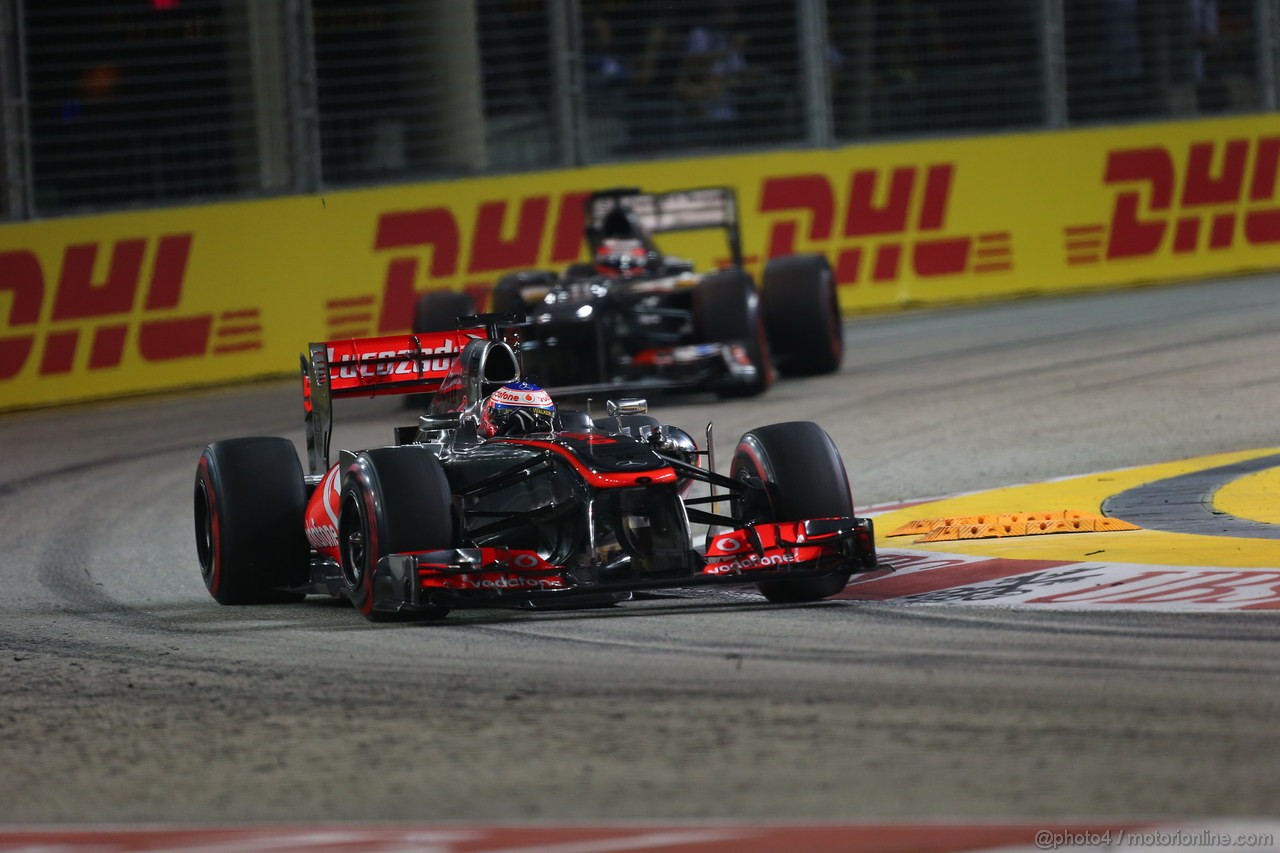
199;455;222;596
737;438;773;518
826;270;842;359
355;470;380;617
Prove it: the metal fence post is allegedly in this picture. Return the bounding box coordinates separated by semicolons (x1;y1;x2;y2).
838;0;874;141
799;0;833;147
0;0;30;219
550;0;584;168
232;0;294;195
1040;0;1067;128
1258;0;1279;110
285;0;322;193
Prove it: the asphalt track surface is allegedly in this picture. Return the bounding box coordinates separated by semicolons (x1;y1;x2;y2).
1;275;1278;834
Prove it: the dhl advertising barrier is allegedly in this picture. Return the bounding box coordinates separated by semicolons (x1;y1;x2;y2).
2;114;1279;410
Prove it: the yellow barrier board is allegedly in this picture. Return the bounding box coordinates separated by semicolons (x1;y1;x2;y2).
2;114;1280;410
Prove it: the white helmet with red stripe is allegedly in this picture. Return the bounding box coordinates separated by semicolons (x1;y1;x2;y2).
480;381;556;437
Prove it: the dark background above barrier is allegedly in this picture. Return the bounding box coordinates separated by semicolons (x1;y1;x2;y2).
0;0;1275;221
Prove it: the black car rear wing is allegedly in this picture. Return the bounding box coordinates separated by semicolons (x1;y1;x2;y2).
585;186;743;269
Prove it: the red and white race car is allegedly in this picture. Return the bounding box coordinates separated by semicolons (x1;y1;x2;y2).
193;321;877;621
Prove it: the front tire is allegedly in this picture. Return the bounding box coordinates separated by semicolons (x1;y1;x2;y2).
693;269;774;398
194;437;309;605
339;446;454;621
729;421;854;603
761;253;843;377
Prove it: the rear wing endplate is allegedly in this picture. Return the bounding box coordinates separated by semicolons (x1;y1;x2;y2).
585;186;743;268
301;329;482;475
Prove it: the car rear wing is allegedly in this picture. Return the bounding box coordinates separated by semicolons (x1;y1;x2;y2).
585;186;743;268
301;329;482;475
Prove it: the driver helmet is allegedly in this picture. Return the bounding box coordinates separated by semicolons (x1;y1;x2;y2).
480;381;556;437
595;238;657;279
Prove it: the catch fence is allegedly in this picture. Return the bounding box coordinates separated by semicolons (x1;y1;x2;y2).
0;0;1274;220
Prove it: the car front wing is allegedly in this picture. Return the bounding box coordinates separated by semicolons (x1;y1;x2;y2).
370;517;878;612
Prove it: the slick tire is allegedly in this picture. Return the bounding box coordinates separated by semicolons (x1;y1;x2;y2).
492;270;557;314
729;421;854;603
692;269;775;398
490;274;529;315
413;290;476;333
562;262;597;281
338;446;454;622
761;253;843;377
194;437;309;605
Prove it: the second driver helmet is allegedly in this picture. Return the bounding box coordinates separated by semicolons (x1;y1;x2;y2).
480;381;556;437
595;238;658;279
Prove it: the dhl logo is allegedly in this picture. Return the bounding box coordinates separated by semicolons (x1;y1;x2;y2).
758;164;1013;286
0;234;261;381
326;191;591;338
1066;136;1280;263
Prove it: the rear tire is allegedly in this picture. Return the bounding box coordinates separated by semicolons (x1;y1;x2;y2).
729;421;854;603
413;290;476;333
492;270;558;314
693;269;774;398
561;262;597;281
339;446;454;621
194;437;309;605
761;254;843;377
490;274;528;315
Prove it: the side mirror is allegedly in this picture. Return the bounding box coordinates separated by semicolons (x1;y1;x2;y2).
606;397;648;416
417;413;461;436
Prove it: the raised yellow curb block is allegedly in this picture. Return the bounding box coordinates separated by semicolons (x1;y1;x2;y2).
873;448;1280;569
890;511;1139;542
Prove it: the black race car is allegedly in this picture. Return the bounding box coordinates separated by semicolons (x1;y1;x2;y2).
193;322;878;621
413;186;844;398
